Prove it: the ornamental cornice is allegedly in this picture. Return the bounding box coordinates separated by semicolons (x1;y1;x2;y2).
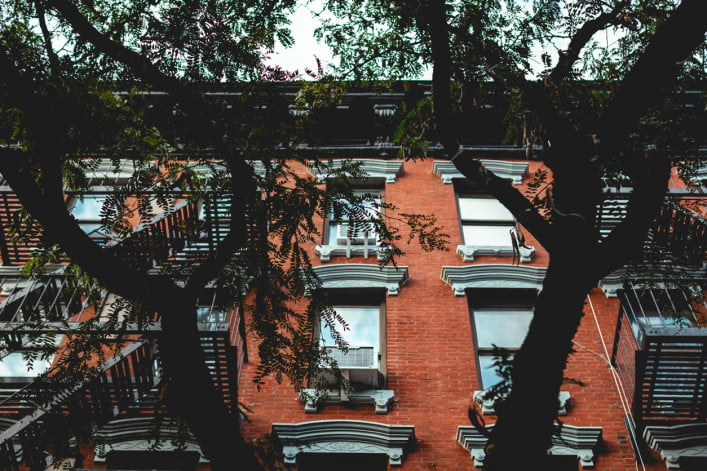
644;423;707;469
307;159;405;183
456;424;602;468
272;420;415;467
432;160;529;185
311;264;409;296
440;265;547;296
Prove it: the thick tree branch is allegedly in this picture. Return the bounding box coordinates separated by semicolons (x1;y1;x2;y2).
599;0;707;157
46;0;208;123
0;149;179;301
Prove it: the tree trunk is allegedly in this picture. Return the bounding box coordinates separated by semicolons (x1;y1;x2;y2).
484;239;600;470
154;292;258;470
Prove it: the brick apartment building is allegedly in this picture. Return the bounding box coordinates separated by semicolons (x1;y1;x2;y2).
0;83;706;470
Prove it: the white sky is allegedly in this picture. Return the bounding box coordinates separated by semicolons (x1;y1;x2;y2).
264;2;337;77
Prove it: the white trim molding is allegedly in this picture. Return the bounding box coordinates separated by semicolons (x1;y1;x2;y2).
311;264;409;296
316;243;389;263
300;389;395;414
432;160;529;185
456;424;602;468
308;159;405;183
643;423;707;469
440;265;547;296
272;420;416;467
472;390;571;416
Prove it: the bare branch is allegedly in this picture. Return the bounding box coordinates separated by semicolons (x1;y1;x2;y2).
549;2;627;83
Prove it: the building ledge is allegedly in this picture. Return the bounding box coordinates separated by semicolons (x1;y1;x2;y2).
300;388;395;414
456;244;535;263
472;390;571;416
308;159;405;183
440;264;547;296
644;423;707;470
432;160;529;185
456;423;602;468
272;420;415;467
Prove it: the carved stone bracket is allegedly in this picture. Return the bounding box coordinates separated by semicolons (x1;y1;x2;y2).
456;423;602;468
456;244;536;263
300;388;395;414
472;390;571;416
272;420;416;467
308;159;405;183
432;160;529;185
644;423;707;469
440;264;547;296
310;264;409;296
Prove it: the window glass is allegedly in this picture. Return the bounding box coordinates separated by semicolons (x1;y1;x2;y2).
321;306;380;368
71;195;105;221
459;197;513;222
474;308;533;348
462;225;514;247
472;304;534;388
0;352;54;378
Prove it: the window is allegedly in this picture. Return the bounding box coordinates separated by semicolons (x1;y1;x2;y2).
327;190;381;245
69;194;111;242
319;306;384;389
455;182;535;262
458;195;515;249
469;289;536;388
317;187;385;262
315;290;386;389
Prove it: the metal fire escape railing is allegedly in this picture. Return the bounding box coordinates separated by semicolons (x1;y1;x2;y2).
0;269;244;469
0;339;156;470
596;196;707;272
611;284;707;421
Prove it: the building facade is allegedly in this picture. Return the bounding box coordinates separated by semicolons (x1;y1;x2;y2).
0;83;705;470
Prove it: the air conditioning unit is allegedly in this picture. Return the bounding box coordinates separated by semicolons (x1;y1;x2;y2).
335;223;377;245
322;346;381;389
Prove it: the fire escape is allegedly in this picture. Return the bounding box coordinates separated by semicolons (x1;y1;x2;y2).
605;196;707;470
0;162;246;470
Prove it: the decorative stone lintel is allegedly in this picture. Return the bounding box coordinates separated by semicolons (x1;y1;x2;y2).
472;390;571;415
307;159;405;183
644;423;707;470
300;388;395;414
456;423;602;468
315;244;389;263
440;264;547;296
310;264;409;296
432;160;529;185
456;244;536;263
272;420;415;467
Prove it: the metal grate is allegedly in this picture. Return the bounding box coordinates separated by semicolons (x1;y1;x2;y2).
635;336;707;419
